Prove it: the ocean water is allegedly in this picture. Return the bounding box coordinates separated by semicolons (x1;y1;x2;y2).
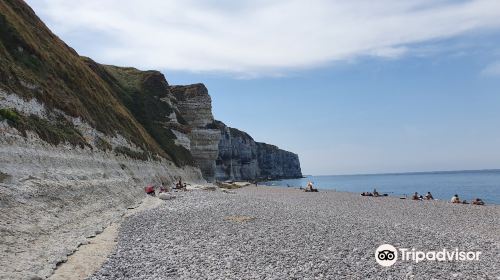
263;170;500;205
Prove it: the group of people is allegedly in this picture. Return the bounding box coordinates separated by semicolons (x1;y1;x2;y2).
450;194;485;205
144;178;188;196
360;188;388;197
359;189;487;206
175;178;188;190
410;192;485;205
411;191;434;200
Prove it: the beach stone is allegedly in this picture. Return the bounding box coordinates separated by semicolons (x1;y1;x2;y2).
89;187;499;280
158;193;175;200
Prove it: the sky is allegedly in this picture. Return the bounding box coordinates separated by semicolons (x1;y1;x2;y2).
26;0;500;175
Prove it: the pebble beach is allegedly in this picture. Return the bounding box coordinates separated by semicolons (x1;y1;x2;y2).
89;186;499;280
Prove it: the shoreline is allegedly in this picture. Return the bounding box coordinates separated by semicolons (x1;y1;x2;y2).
263;184;500;206
262;172;500;205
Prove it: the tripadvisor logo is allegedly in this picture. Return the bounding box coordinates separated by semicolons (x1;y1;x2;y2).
375;244;398;267
375;244;482;267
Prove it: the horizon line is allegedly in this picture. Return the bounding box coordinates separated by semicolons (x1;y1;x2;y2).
308;168;500;177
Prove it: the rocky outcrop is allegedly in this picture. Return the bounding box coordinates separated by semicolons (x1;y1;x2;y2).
216;124;259;180
170;84;221;182
85;63;221;181
215;121;302;181
256;142;303;180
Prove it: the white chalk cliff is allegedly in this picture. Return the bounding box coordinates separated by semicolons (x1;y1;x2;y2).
0;1;301;279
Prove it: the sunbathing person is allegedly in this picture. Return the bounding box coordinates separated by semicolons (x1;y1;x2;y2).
174;178;187;190
305;182;318;192
471;198;485;205
175;178;183;189
451;194;461;204
373;189;380;197
412;192;420;200
424;192;434;200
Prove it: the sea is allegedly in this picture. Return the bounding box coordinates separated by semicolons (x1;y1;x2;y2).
262;169;500;205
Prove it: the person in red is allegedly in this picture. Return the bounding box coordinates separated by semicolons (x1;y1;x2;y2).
145;185;155;196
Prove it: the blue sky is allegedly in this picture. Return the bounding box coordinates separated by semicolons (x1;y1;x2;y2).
26;0;500;175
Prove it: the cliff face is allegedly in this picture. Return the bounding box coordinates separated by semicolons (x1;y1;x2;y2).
216;123;259;180
83;63;221;181
170;84;221;182
215;121;302;181
0;89;204;280
0;0;301;183
0;0;169;162
0;1;301;278
256;142;303;180
84;61;195;166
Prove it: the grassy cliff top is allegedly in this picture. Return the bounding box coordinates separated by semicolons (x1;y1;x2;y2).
0;0;197;163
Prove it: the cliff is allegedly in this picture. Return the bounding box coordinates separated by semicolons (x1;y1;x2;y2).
0;1;301;278
0;0;301;183
170;84;221;182
0;88;204;280
256;142;303;180
215;121;302;181
0;1;205;278
0;0;169;162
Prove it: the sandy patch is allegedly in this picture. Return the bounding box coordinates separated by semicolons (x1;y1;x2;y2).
48;196;164;280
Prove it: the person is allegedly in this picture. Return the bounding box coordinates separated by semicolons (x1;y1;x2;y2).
471;198;485;206
305;182;312;191
174;178;187;190
373;189;380;197
451;194;460;204
424;192;434;200
305;182;318;192
175;178;183;189
412;192;420;200
159;184;169;193
145;185;155;196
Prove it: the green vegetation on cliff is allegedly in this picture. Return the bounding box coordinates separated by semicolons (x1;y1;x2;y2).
0;0;194;165
0;0;169;157
0;108;89;148
83;60;194;166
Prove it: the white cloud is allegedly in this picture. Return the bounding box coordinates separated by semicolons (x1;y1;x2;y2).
26;0;500;76
481;61;500;76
